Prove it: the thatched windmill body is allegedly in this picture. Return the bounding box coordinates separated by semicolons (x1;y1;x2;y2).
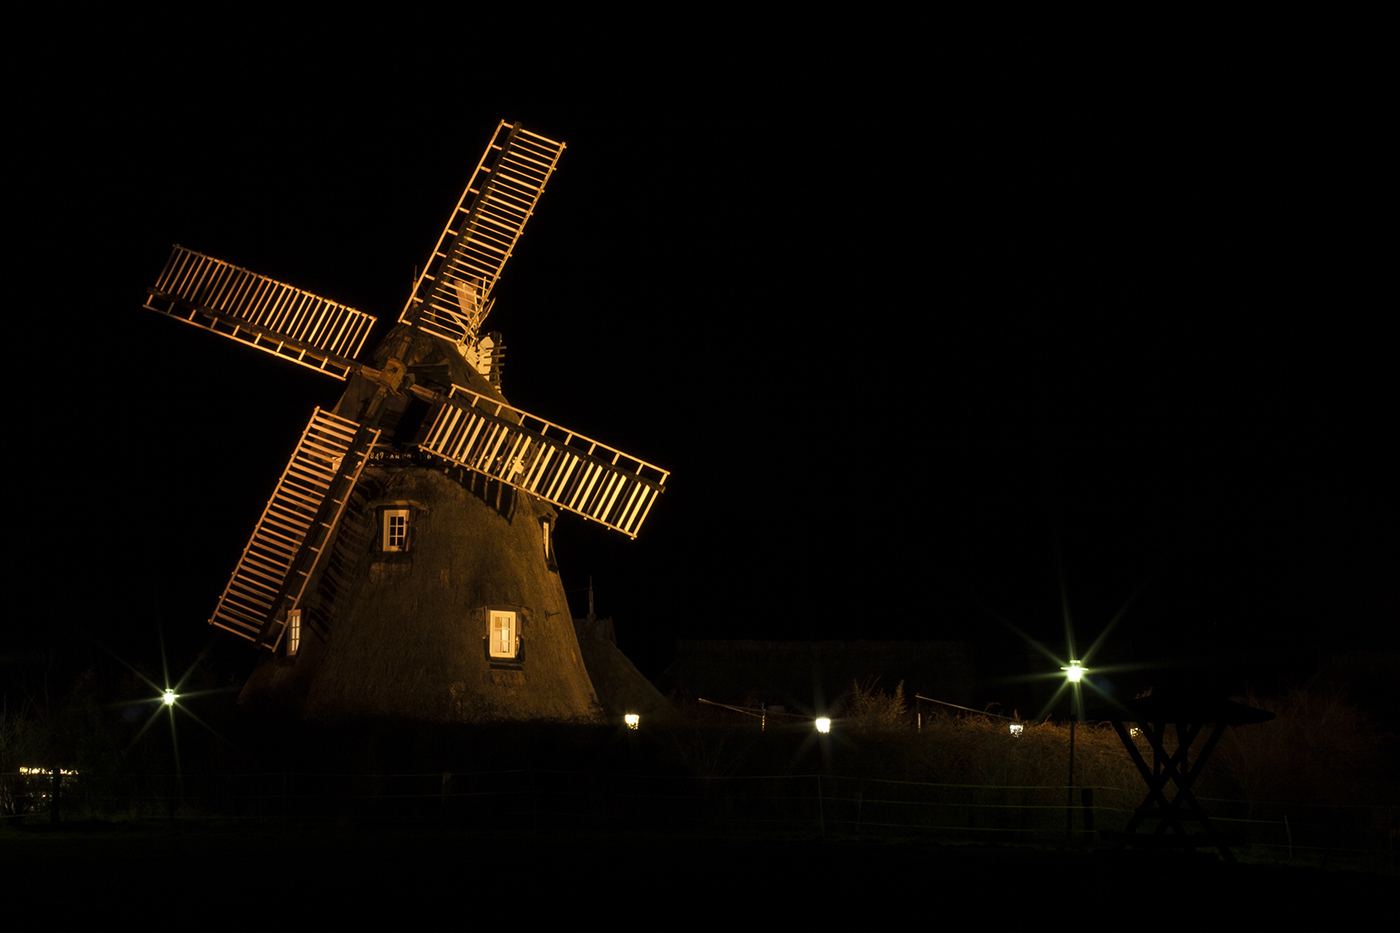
142;122;668;722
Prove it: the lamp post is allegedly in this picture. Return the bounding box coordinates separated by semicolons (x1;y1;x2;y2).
1061;661;1084;844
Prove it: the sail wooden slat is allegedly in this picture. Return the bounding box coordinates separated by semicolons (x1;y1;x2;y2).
521;444;556;492
571;463;605;513
596;472;628;526
621;485;657;536
226;580;277;605
541;453;579;502
240;536;299;560
229;566;288;593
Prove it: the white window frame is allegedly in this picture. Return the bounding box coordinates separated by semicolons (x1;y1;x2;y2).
383;508;410;552
488;609;518;659
286;608;301;657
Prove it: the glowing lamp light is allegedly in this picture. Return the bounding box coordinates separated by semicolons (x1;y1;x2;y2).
162;690;178;706
815;717;832;734
1061;662;1085;683
624;714;640;730
1009;723;1024;737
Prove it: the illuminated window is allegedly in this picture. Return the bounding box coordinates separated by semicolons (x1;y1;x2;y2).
488;609;518;659
383;508;410;552
540;517;558;572
286;609;301;657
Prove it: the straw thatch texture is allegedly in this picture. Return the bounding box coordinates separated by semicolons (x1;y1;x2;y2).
236;326;614;722
241;466;603;722
574;616;675;722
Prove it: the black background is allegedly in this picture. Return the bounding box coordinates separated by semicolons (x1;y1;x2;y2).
11;13;1392;711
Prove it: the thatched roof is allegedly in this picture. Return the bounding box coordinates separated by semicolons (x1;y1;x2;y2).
573;616;675;723
241;467;603;723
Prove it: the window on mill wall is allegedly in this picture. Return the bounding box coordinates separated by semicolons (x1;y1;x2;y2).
383;508;409;552
488;608;518;660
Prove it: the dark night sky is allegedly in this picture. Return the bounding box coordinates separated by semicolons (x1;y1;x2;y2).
12;16;1393;706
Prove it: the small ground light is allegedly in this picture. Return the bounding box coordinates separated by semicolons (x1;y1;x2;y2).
1009;723;1024;737
624;714;639;730
1061;662;1085;683
162;690;178;706
815;717;831;734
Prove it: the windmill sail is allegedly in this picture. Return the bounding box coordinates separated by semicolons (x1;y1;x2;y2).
210;408;380;645
402;122;566;343
419;384;668;538
146;245;377;379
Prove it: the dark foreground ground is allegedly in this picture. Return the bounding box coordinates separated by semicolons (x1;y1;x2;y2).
2;823;1390;922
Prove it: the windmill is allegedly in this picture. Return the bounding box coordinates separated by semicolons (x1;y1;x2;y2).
142;121;669;722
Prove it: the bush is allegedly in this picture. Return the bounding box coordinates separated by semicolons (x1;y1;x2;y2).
1214;681;1387;811
843;678;908;733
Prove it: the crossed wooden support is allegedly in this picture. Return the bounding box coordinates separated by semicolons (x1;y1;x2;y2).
1097;693;1273;862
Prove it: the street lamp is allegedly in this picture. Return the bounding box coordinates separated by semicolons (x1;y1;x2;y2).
815;717;831;734
1061;661;1084;843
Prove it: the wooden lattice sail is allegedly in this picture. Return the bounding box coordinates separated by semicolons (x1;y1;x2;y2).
209;409;379;647
401;122;567;345
146;246;376;379
140;121;668;723
420;384;667;538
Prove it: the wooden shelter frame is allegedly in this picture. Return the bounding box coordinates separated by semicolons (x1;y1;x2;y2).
1098;695;1272;862
1107;718;1237;861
